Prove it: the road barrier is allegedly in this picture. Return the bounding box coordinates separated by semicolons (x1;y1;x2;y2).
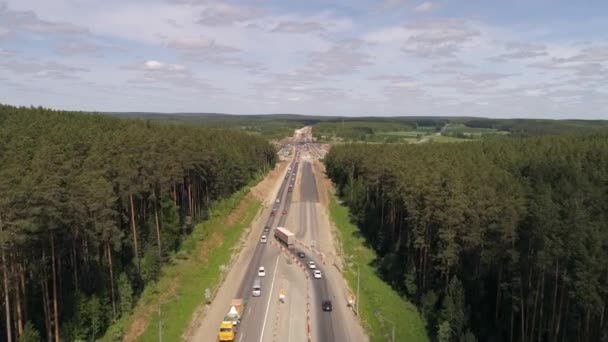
272;234;314;341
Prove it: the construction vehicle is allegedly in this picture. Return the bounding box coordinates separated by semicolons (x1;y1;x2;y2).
217;299;245;341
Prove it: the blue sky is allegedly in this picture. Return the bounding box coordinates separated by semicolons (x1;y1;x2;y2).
1;0;607;118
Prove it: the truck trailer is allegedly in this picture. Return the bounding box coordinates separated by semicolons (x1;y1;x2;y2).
275;227;295;246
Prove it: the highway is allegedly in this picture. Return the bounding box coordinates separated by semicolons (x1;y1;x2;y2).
233;151;298;342
294;160;339;341
187;127;366;342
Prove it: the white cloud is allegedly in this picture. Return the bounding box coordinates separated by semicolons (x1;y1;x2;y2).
197;3;266;26
164;35;239;57
0;2;87;34
0;56;89;79
488;41;548;61
141;60;188;72
271;21;324;34
364;19;482;59
368;74;412;82
307;40;374;75
392;81;418;88
143;60;170;70
381;0;408;10
124;60;224;93
415;1;440;13
402;19;480;58
53;39;109;57
363;26;409;44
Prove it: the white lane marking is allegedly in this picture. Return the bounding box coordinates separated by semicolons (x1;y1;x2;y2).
239;333;245;342
259;255;280;342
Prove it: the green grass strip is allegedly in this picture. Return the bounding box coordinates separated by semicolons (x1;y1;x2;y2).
329;195;429;342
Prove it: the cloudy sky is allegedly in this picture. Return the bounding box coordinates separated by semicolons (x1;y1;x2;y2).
1;0;607;118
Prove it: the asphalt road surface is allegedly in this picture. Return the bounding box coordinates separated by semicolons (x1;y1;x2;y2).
234;155;299;342
188;127;366;342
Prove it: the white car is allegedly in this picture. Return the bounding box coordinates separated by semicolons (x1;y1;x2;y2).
307;261;316;269
258;267;266;277
260;235;267;243
313;270;322;279
275;198;280;203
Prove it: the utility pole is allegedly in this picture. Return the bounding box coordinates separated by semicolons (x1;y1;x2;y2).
356;264;360;316
158;303;162;342
158;297;178;342
375;312;395;342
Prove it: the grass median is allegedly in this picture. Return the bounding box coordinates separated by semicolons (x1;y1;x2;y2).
102;185;262;342
329;195;429;342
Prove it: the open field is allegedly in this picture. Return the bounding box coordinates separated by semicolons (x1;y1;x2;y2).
376;126;438;137
328;195;428;342
442;123;509;138
429;135;472;143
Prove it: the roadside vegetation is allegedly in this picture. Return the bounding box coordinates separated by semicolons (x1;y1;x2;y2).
324;133;608;341
329;196;429;342
0;104;276;341
103;186;261;341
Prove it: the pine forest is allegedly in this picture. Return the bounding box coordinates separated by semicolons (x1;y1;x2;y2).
0;104;276;341
324;134;608;342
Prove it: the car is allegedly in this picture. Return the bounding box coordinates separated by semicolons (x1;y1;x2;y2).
252;278;262;297
270;208;276;216
260;235;267;243
275;198;280;203
258;267;266;277
283;209;287;214
264;225;270;232
307;261;316;269
313;270;322;279
322;300;332;312
297;252;306;258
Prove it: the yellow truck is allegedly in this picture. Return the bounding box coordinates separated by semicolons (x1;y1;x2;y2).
218;299;245;342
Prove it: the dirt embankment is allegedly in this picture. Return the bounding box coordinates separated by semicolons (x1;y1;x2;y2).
312;158;331;208
250;160;288;202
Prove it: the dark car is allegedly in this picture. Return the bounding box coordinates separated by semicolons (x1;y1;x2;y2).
282;209;287;214
297;251;306;258
322;300;332;312
264;225;270;232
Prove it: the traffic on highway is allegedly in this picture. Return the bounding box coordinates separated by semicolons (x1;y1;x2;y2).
216;129;349;342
